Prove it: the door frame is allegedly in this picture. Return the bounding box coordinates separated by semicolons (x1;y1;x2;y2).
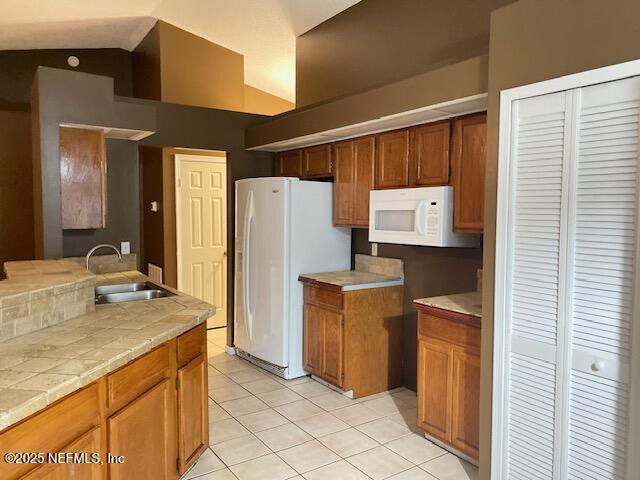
174;153;228;317
492;59;640;479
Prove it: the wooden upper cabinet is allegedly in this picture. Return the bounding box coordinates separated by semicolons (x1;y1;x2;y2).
276;150;302;177
451;113;487;233
375;129;410;189
333;136;374;228
303;144;332;178
59;126;107;229
410;121;451;186
177;354;208;475
352;137;375;226
332;141;355;226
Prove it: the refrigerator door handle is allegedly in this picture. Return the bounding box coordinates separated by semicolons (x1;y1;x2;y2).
243;191;255;340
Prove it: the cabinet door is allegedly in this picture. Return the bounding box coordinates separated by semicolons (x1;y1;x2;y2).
451;113;486;232
332;141;355;226
276;150;302;177
303;304;323;375
451;349;480;460
417;338;452;442
375;130;410;189
410;121;450;186
303;145;332;178
352;136;375;227
108;379;174;480
21;427;103;480
59;126;107;229
178;354;208;474
321;309;344;387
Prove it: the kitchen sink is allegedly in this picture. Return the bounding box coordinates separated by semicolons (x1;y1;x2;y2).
95;281;176;304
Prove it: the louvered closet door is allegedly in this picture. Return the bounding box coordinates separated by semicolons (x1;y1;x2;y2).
506;91;571;480
567;76;640;480
503;77;640;480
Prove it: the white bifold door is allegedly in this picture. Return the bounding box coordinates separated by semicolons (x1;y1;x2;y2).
494;75;640;479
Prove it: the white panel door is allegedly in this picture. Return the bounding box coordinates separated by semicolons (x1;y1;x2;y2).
177;157;227;328
234;178;289;367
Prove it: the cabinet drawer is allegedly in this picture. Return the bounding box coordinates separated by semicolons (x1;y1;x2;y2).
304;286;343;311
178;323;206;368
0;383;101;479
107;343;171;412
418;313;480;351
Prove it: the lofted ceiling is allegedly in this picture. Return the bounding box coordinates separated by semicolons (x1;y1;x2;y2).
0;0;361;102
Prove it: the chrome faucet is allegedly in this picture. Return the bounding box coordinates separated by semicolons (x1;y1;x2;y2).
85;244;122;271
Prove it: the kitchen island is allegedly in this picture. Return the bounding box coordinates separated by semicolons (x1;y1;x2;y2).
0;260;214;480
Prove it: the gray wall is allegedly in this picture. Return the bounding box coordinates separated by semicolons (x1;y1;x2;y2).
296;0;515;106
0;48;132;110
62;139;140;258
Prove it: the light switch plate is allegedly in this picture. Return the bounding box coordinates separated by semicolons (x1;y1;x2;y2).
371;243;378;256
120;241;130;255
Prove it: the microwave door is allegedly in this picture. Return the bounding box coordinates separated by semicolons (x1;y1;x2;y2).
370;199;422;243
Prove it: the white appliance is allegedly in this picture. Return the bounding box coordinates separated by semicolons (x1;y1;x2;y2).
369;186;479;247
234;177;351;379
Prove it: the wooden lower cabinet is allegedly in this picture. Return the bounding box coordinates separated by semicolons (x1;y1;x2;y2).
177;354;208;474
108;379;174;480
0;323;208;480
417;339;452;440
22;427;103;480
303;303;343;385
300;280;403;398
415;306;480;461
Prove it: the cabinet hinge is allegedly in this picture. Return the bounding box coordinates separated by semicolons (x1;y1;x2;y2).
176;457;181;471
176;377;180;389
177;177;182;188
341;318;345;328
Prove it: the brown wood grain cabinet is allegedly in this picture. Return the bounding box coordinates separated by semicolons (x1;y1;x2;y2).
375;129;410;189
332;136;375;228
108;379;174;480
302;144;332;178
300;279;403;398
59;126;107;230
415;305;480;461
410;121;451;186
0;323;208;480
451;113;487;233
276;149;303;177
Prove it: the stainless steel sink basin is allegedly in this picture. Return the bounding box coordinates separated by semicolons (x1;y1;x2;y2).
95;281;176;304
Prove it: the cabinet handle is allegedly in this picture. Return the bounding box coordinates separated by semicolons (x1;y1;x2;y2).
591;361;604;372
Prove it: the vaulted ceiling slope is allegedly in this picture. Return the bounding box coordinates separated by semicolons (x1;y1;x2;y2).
0;0;361;102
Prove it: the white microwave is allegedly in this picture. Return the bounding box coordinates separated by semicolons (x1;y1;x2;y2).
369;186;479;247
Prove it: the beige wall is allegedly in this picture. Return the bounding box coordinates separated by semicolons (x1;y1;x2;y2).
243;84;294;115
158;22;245;111
296;0;515;107
480;1;640;478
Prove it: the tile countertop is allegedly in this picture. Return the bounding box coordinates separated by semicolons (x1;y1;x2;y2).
0;270;214;432
299;254;404;292
414;291;482;318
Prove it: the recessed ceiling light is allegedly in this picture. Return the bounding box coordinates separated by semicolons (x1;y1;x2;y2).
67;55;80;68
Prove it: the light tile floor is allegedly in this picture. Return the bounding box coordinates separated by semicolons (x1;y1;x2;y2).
180;328;478;480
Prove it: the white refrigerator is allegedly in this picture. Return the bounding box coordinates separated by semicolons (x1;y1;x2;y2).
234;177;351;379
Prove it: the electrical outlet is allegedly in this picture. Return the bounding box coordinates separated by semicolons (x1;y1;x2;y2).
120;241;130;255
371;243;378;256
